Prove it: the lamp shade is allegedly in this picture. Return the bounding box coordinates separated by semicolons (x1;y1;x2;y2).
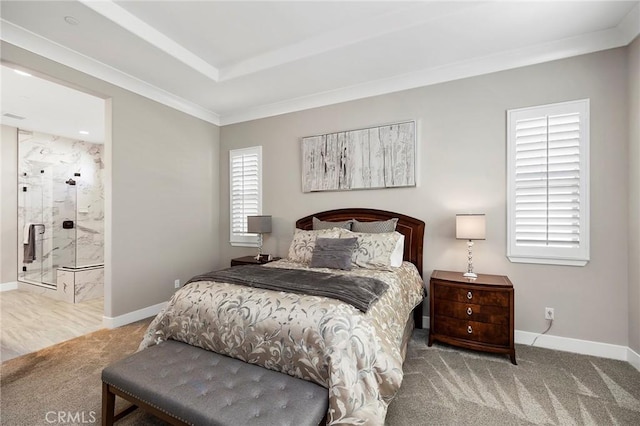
456;214;486;240
247;215;272;234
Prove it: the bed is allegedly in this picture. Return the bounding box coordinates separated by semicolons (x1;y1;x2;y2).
140;208;425;425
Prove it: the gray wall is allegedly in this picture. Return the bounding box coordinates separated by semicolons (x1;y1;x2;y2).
1;42;221;318
0;125;18;284
220;47;631;345
2;39;635;347
629;35;640;355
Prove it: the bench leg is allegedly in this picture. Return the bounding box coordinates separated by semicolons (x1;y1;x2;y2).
102;382;115;426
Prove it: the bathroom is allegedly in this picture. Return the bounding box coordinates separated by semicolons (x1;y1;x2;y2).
0;63;106;360
18;129;105;302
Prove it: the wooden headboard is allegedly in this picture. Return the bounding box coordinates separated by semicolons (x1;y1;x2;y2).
296;208;425;277
296;208;425;328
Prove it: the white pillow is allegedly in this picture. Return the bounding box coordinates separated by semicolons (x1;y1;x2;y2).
287;228;342;264
390;233;405;268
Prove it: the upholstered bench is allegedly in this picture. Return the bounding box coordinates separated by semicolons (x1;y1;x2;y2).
101;340;329;426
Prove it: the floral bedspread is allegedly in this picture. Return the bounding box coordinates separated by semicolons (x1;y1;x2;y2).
139;259;424;425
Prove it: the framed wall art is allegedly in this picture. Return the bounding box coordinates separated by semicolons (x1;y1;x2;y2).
301;120;416;193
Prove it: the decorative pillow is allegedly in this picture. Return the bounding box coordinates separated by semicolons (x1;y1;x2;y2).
310;237;358;270
340;230;402;270
287;228;341;264
390;233;405;268
351;218;398;233
312;217;352;230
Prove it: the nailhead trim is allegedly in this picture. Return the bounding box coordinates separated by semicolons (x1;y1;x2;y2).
103;380;193;426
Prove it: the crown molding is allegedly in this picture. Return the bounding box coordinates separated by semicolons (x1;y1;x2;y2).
81;1;482;83
218;2;482;81
0;19;221;126
2;2;637;128
79;0;220;81
220;26;631;125
619;2;640;43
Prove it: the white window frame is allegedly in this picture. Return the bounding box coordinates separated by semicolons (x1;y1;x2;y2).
507;99;590;266
229;146;262;247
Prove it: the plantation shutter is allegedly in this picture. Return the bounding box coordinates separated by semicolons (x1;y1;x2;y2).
229;146;262;246
507;100;589;266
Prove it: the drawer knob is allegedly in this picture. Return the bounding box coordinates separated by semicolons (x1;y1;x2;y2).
467;325;473;334
467;291;473;300
467;307;473;315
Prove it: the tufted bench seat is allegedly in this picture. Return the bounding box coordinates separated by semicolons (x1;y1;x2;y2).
101;340;329;426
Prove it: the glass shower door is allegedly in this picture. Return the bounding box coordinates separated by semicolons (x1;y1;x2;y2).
18;165;54;286
18;130;102;288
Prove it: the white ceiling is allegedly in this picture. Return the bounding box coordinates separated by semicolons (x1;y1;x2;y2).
1;1;638;127
0;64;105;143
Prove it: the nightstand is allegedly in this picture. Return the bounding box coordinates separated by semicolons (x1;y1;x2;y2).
230;256;281;267
428;270;516;365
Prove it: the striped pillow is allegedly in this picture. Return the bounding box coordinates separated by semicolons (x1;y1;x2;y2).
312;217;353;230
351;218;398;233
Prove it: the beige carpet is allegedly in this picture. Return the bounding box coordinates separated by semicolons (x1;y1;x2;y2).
394;330;640;425
1;322;639;425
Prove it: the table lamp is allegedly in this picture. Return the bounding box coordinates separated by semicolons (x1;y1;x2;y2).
247;215;272;260
456;214;486;279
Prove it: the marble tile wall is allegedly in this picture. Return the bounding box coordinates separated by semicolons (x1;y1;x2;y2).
17;130;104;284
56;266;104;303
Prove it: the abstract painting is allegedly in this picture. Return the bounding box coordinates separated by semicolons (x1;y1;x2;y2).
302;121;416;192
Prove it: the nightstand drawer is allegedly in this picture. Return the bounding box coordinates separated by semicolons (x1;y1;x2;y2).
433;282;509;307
429;270;516;364
434;316;509;346
434;300;509;325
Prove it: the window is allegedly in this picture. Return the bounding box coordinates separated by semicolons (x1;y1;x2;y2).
229;146;262;247
507;99;590;266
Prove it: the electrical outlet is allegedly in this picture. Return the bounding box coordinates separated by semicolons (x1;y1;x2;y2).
545;307;554;320
174;279;180;289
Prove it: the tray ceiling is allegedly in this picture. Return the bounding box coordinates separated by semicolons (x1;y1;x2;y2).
1;1;638;126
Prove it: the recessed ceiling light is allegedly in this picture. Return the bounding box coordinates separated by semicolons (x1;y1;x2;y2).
79;130;90;135
14;69;32;77
64;16;79;26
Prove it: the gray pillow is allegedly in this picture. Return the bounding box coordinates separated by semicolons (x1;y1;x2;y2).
352;218;398;233
312;217;352;230
310;237;358;270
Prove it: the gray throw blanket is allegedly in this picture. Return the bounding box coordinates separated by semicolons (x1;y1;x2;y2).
23;224;38;263
186;265;388;313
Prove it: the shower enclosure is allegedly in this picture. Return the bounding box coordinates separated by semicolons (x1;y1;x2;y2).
17;130;104;289
18;169;80;286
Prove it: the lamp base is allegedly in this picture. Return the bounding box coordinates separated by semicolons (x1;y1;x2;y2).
254;233;264;261
463;239;477;279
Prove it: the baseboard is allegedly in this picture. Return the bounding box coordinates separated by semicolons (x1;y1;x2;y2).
515;330;628;361
628;346;640;372
0;281;18;292
102;301;166;329
423;316;634;365
421;315;429;329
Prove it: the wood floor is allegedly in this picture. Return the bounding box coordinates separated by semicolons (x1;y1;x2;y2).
0;289;103;362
